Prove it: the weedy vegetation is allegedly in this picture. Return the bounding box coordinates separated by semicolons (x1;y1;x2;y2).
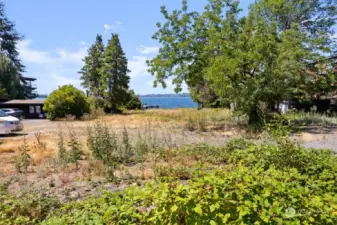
2;117;337;224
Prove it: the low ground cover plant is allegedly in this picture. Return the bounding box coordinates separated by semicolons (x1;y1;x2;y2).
3;132;337;224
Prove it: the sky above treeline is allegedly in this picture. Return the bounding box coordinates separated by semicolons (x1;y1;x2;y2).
2;0;276;95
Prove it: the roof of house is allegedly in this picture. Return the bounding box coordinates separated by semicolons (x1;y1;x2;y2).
0;99;45;105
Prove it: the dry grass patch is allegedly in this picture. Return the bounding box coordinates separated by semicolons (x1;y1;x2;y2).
141;108;247;131
0;141;17;154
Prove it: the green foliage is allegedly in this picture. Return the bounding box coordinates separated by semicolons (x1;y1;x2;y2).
0;2;31;99
267;114;294;137
86;121;119;167
79;34;105;100
148;0;337;125
57;128;68;167
43;85;91;120
15;136;31;173
225;138;255;152
0;185;61;225
120;127;133;163
80;33;137;113
101;34;130;112
55;126;83;169
67;127;83;170
4;131;337;224
42;136;337;224
125;89;142;110
184;117;196;131
44;161;337;224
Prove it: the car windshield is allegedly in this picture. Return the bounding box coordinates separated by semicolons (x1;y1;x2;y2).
1;109;10;112
0;110;8;117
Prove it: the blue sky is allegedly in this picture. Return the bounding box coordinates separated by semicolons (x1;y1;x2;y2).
6;0;252;94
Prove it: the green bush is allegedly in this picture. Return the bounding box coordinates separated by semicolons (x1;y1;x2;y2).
0;185;61;225
43;85;91;120
125;90;142;110
40;138;337;224
43;165;337;224
225;138;337;177
86;121;119;167
4;135;337;224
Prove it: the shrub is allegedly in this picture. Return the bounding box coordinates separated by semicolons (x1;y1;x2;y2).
87;122;138;167
15;136;32;173
125;90;142;110
4;136;337;224
57;128;68;167
86;121;119;166
184;118;196;131
43;166;337;224
0;185;61;225
119;127;133;163
43;85;91;120
67;127;83;170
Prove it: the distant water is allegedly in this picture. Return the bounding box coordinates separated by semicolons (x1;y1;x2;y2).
140;96;198;109
35;96;198;109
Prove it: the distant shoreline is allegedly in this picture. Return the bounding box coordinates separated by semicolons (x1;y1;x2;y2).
139;94;190;98
37;94;191;98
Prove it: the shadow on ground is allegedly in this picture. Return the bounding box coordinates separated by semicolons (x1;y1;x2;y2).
0;133;28;139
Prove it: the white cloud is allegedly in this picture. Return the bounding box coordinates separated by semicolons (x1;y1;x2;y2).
116;21;122;25
128;46;159;78
129;56;150;78
17;40;53;64
78;41;87;46
50;74;82;87
17;39;178;95
18;39;87;65
17;39;86;93
146;80;155;87
136;45;159;54
104;24;115;32
56;48;87;63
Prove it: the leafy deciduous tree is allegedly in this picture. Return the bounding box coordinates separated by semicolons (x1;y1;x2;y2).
148;0;337;125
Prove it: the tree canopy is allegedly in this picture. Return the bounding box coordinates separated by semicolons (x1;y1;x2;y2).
148;0;337;125
80;33;140;112
79;34;105;99
101;34;130;112
0;1;31;99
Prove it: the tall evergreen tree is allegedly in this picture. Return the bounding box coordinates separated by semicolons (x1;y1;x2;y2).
0;1;25;99
79;34;105;99
101;34;130;112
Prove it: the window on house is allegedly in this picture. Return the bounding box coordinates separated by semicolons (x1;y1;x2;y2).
29;106;35;114
36;106;41;114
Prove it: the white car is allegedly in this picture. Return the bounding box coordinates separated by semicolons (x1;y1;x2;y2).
0;110;23;134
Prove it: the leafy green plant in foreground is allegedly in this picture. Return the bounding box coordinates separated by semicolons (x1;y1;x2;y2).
43;165;337;224
5;133;337;224
41;137;337;224
0;185;61;225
